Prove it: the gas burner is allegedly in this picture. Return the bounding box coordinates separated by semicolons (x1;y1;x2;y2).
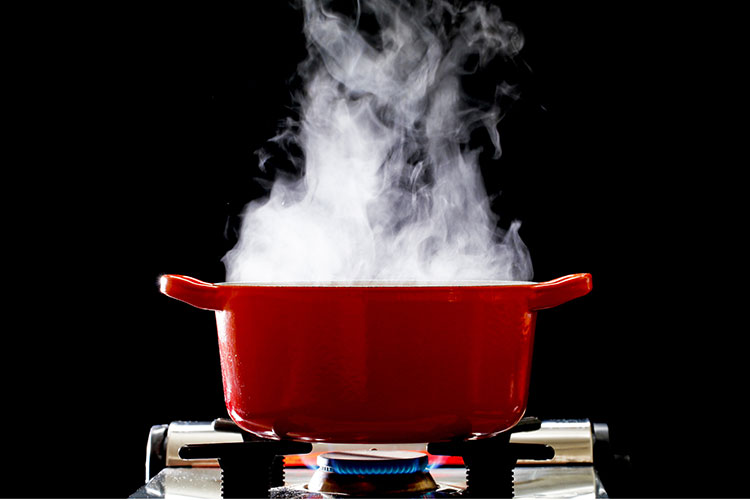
308;450;437;496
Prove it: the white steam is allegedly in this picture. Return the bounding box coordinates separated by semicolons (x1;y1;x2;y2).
223;0;532;283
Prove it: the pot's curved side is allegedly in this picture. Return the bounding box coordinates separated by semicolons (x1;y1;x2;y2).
214;287;537;443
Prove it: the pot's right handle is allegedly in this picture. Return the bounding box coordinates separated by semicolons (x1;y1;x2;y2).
528;273;592;311
159;274;226;311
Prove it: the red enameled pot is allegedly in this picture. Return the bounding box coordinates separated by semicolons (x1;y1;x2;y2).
159;273;592;443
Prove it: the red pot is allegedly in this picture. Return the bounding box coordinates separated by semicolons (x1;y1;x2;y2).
159;273;592;443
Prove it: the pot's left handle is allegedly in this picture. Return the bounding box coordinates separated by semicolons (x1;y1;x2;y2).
159;274;226;311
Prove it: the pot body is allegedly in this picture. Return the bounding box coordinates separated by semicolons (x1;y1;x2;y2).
160;274;591;443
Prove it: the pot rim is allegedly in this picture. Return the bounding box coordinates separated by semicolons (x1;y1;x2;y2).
160;273;590;311
213;280;537;287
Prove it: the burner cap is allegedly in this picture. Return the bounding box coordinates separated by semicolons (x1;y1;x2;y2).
308;450;437;495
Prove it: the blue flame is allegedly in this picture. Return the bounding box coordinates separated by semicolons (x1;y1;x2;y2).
324;461;427;475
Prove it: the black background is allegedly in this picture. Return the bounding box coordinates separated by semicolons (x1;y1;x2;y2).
5;1;742;498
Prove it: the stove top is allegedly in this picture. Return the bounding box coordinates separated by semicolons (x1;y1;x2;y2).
131;418;615;498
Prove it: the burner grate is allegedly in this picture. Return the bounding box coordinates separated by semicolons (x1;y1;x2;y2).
428;417;554;498
178;420;312;498
176;417;554;498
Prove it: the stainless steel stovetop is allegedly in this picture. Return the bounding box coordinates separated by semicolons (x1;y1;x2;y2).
132;419;611;498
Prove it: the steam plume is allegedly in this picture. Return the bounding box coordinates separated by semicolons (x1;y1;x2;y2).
223;0;532;283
